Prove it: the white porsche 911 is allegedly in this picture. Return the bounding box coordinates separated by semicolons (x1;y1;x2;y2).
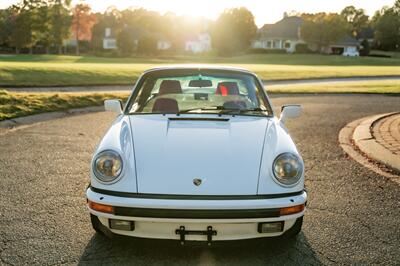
86;65;306;244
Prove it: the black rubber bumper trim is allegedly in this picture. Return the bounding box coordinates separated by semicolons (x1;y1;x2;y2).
89;186;305;200
113;206;280;219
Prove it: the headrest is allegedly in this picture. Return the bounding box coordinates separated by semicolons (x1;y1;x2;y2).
159;80;182;95
152;98;179;113
216;82;240;96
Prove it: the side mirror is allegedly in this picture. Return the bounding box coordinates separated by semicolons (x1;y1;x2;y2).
280;105;301;123
104;99;123;114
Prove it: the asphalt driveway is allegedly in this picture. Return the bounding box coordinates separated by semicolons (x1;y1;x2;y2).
1;94;399;265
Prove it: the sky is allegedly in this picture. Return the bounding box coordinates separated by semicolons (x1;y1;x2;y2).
0;0;396;26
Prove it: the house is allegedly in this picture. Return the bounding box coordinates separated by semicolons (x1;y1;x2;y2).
152;33;172;50
252;16;360;56
327;35;360;57
102;27;172;51
103;27;117;49
102;26;144;50
252;16;304;53
184;33;212;53
157;39;172;50
101;27;211;53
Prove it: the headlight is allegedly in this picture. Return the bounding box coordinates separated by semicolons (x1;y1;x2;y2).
272;153;303;186
93;150;123;183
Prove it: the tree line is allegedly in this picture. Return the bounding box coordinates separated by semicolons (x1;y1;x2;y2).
0;0;399;56
300;1;400;54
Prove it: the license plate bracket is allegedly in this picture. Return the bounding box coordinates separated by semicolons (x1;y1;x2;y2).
175;226;217;245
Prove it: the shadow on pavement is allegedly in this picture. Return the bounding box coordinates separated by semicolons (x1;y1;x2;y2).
78;232;321;265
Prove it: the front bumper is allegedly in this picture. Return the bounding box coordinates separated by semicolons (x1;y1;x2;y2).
86;187;307;241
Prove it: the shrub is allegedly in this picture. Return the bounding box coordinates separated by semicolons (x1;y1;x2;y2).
367;54;391;58
247;48;287;54
294;43;314;54
137;36;158;55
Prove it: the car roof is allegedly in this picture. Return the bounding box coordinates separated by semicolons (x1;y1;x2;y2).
143;65;254;75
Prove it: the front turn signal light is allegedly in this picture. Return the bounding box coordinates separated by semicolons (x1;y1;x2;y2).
88;200;114;214
279;204;305;216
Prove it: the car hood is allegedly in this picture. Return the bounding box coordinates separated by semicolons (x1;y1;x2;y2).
129;115;270;195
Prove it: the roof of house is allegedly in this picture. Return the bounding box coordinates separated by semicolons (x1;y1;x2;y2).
334;35;360;46
258;16;360;46
259;16;303;39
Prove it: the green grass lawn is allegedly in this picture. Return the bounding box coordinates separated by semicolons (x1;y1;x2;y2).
267;80;400;94
0;90;129;121
1;54;399;87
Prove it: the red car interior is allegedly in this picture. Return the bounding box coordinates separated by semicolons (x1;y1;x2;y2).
215;82;240;96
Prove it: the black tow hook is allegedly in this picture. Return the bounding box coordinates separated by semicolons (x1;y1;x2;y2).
175;226;217;246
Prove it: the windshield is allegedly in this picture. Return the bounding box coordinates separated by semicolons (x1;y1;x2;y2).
126;69;272;116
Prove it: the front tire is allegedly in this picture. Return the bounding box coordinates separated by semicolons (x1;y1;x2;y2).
282;216;303;239
90;214;104;235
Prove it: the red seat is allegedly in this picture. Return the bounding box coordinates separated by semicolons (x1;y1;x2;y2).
159;80;182;95
216;82;240;96
152;98;179;113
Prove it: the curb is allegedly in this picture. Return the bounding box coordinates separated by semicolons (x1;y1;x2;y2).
353;112;400;173
0;106;104;133
339;114;399;183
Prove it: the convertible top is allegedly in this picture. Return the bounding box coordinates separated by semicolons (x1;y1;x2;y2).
143;65;254;75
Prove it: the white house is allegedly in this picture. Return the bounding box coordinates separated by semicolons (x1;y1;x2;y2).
252;17;305;53
327;36;360;56
103;27;117;50
157;40;172;50
184;33;212;53
252;16;360;56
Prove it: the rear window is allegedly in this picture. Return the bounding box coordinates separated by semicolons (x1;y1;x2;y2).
126;69;272;116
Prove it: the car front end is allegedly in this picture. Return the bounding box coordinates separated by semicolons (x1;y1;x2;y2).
86;66;307;244
87;186;306;243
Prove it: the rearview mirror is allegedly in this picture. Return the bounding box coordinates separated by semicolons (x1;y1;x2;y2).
104;99;123;114
188;79;213;87
280;105;301;123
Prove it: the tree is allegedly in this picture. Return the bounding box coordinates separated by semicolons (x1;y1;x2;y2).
9;6;32;53
212;7;257;56
0;8;14;47
372;1;400;51
359;39;370;56
137;35;157;55
50;0;72;54
72;3;96;55
91;7;120;51
116;27;135;55
120;8;163;33
301;13;348;53
9;0;47;54
35;3;53;53
340;6;369;38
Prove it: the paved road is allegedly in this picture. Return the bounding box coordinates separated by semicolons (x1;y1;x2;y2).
1;94;399;265
7;76;400;92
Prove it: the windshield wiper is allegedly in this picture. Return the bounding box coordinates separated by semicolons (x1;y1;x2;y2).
218;107;266;115
179;106;225;113
179;106;267;116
